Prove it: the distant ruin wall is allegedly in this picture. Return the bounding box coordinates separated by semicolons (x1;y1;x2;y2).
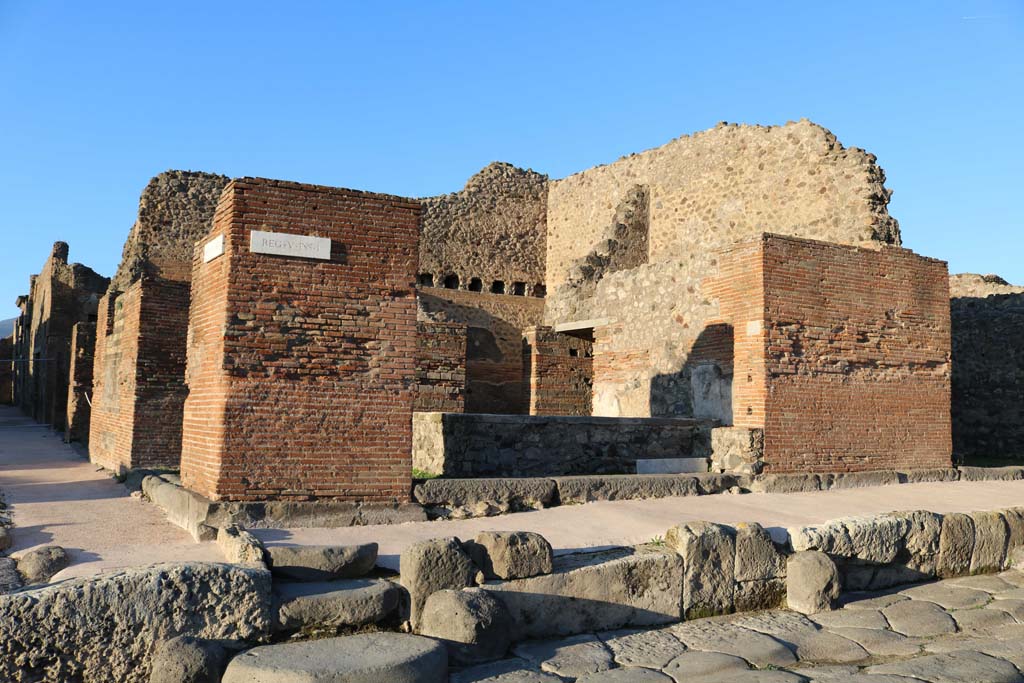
415;320;467;413
65;322;96;443
420;162;547;295
950;274;1024;458
0;336;12;405
524;326;593;416
547;121;901;419
418;289;544;414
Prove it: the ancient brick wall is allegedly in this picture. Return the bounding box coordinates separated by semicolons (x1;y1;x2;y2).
415;320;467;413
523;326;593;416
13;242;108;430
180;178;421;502
90;279;192;472
89;170;227;470
949;274;1024;458
417;288;544;414
714;234;951;473
546;121;901;419
0;336;12;405
420;162;547;296
65;322;96;442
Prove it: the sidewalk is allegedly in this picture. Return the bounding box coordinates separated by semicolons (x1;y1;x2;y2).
0;406;221;581
253;477;1024;571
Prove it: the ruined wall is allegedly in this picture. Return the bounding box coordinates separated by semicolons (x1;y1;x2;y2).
418;289;544;414
415;320;467;413
548;121;901;418
0;336;12;405
716;234;951;473
181;178;421;502
64;322;96;442
524;326;593;416
90;279;192;472
13;242;108;430
420;162;547;295
950;274;1024;458
89;170;228;469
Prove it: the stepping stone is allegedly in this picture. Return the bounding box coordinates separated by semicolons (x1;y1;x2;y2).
577;668;674;682
273;578;400;632
948;574;1018;593
266;543;377;581
810;608;888;630
839;592;908;610
513;634;615;679
662;651;750;681
882;600;957;637
221;632;447;683
598;628;688;669
828;627;923;657
866;650;1024;683
899;582;990;609
670;620;796;667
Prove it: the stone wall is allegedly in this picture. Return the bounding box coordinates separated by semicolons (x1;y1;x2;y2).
545;121;901;419
710;234;952;473
64;321;96;443
420;162;547;297
89;170;228;468
523;326;593;416
0;336;12;405
413;412;711;478
950;274;1024;458
415;320;467;413
180;178;421;502
12;242;108;430
418;289;544;414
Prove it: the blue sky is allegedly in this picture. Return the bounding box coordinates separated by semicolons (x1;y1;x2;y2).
1;1;1021;317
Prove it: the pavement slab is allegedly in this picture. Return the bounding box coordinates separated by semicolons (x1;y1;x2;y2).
882;600;958;637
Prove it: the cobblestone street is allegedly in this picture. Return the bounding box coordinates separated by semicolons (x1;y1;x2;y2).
453;571;1024;682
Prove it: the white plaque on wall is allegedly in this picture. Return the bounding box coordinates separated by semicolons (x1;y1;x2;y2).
250;230;331;260
202;235;224;263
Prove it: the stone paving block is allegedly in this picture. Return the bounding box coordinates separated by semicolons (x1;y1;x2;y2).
513;634;614;679
730;611;869;664
669;620;796;667
866;650;1024;683
937;512;975;578
577;668;673;682
267;543;377;581
401;537;480;629
950;607;1017;633
958;466;1024;482
465;531;553;580
221;633;448;683
898;581;991;610
838;592;909;610
598;628;688;669
882;600;957;637
948;573;1018;593
448;658;544;683
665;521;735;618
790;515;907;565
810;608;888;630
485;547;682;640
827;627;923;657
413;478;557;513
552;475;700;504
899;467;960;483
662;651;751;681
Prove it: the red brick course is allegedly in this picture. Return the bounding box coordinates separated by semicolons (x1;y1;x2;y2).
710;234;951;473
415;320;467;412
180;178;421;502
524;326;593;416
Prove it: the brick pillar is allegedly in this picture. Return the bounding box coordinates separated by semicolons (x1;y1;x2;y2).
180;178;421;502
524;325;594;416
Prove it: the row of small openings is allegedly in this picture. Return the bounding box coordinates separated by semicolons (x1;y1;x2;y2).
417;273;545;298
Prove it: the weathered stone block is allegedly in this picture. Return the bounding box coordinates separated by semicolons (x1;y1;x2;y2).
749;473;828;493
267;543;377;582
413;478;557;518
899;468;960;484
216;525;266;567
734;522;786;582
485;547;682;640
1001;507;1024;566
418;588;511;665
709;427;764;475
401;537;480;629
958;466;1024;482
937;512;976;578
787;551;840;614
734;578;787;612
553;475;701;503
273;579;401;633
0;558;22;594
970;511;1009;574
465;531;553;580
891;510;942;578
830;471;900;490
15;545;69;584
666;521;735;619
790;515;908;565
0;562;271;683
149;636;227;683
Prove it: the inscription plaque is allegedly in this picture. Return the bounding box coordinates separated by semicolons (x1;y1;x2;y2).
202;235;224;263
250;229;331;260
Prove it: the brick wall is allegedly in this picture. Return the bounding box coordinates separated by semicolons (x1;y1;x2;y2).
711;234;951;473
180;178;421;502
65;322;96;442
415;320;466;413
524;326;593;416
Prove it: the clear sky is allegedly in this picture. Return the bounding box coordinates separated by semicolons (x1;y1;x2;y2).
1;1;1021;317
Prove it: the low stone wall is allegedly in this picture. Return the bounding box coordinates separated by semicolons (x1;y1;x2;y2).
413;412;713;478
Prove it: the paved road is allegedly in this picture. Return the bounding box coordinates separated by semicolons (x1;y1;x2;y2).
451;571;1024;682
0;406;221;580
256;479;1024;571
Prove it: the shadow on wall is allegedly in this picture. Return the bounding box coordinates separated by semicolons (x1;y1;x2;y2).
650;323;734;423
951;293;1024;460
